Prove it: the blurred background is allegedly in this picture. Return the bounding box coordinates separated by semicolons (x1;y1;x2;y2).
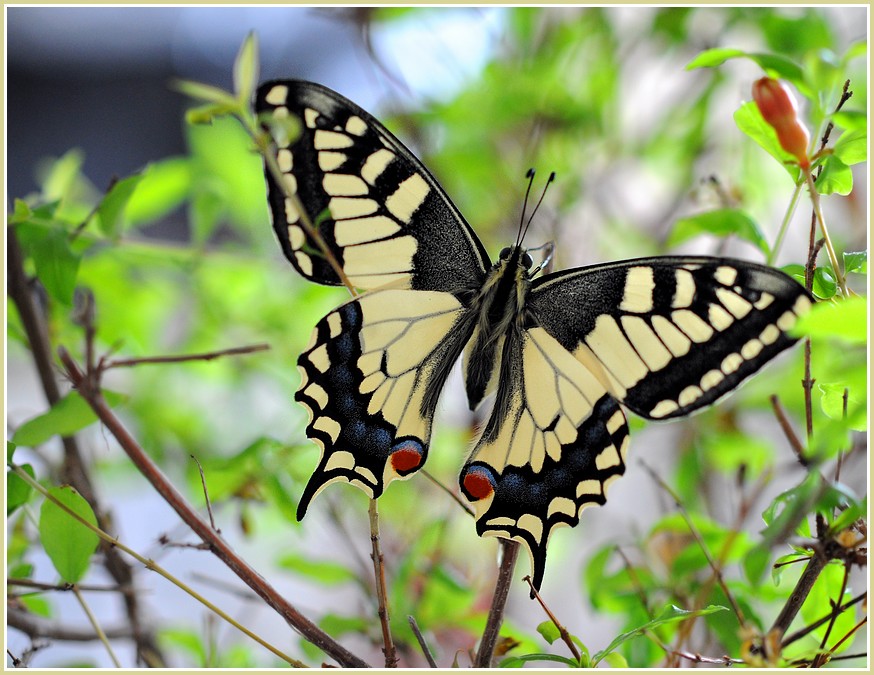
7;5;868;669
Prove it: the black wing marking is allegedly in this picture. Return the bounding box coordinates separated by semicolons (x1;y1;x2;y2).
459;327;629;591
255;80;490;293
527;256;813;419
295;288;471;517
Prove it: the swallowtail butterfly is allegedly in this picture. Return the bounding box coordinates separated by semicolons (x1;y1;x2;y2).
256;80;812;590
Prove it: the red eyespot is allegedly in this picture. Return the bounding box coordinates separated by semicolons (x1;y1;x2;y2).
389;439;424;474
462;468;495;501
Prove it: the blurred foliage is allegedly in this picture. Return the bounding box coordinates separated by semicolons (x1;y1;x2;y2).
7;6;867;668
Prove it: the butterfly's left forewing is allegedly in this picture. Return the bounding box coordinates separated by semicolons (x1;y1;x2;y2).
460;327;629;591
256;80;490;292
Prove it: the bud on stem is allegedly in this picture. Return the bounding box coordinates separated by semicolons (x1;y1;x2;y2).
752;77;811;170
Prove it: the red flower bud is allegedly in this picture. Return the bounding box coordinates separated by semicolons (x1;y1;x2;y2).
752;77;811;169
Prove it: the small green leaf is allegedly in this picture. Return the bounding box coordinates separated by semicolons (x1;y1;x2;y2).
669;208;770;254
536;620;561;645
771;553;807;586
687;48;805;90
603;651;629;668
792;296;866;344
233;32;259;103
9;199;33;224
592;604;728;666
842;250;867;275
832;130;867;165
686;47;746;70
828;495;866;535
39;485;100;583
815;156;853;196
812;266;837;299
7;463;35;514
277;553;358;586
173;79;238;107
96;174;144;237
734;101;802;180
124;158;193;226
499;653;580;668
12;390;125;448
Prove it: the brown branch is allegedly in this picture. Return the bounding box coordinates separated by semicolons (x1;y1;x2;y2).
103;343;270;369
769;395;808;465
407;615;438;668
8;606;136;642
368;498;398;667
474;539;520;667
7;229;165;667
56;347;370;668
782;591;867;647
7;578;130;594
768;544;829;640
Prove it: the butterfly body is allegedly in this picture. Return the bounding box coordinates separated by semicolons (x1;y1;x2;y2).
257;80;813;590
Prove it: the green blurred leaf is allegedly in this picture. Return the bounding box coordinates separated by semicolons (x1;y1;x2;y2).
124;158;192;226
812;266;837;299
277;553;358;586
96;174;143;237
700;429;774;476
687;48;804;90
603;651;629;668
39;485;100;583
174;79;238;107
828;495;866;535
12;391;125;448
734;101;803;180
14;224;81;305
9;199;33;224
536;620;561;645
815;156;853;196
233;32;259;104
830;110;867;132
669;208;769;253
792;296;866;344
7;463;35;515
499;653;580;668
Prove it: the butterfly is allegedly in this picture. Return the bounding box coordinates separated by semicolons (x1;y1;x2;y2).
255;80;813;591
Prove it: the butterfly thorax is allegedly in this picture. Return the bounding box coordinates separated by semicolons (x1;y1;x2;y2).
463;245;534;411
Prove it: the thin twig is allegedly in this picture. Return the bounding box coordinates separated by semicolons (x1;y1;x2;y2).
7;606;135;642
474;539;520;667
769;395;808;465
615;546;653;617
190;455;219;533
818;560;851;650
407;616;438;668
368;498;398;667
523;576;582;663
7;578;131;594
54;349;370;667
104;343;270;369
72;585;122;667
421;470;475;517
769;544;829;640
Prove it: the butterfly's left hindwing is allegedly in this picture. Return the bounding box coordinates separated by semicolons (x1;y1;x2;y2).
256;80;490;293
460;327;629;591
295;288;470;518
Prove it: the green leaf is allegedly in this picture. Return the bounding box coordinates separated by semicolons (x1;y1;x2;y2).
173;79;238;108
277;553;358;586
815;156;853;196
828;495;866;535
812;266;837;299
818;382;865;429
15;224;81;305
7;463;35;515
39;485;100;583
536;620;561;645
842;250;867;275
734;101;802;181
832;130;867;165
687;48;804;90
96;174;144;237
9;199;33;224
233;32;259;104
11;390;125;448
603;651;629;668
830;110;867;132
592;604;728;666
792;296;866;344
669;208;770;253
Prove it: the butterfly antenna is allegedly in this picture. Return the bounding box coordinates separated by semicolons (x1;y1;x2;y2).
519;171;555;246
516;168;537;247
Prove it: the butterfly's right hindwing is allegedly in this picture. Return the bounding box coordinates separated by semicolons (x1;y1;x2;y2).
295;288;471;517
256;80;490;293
